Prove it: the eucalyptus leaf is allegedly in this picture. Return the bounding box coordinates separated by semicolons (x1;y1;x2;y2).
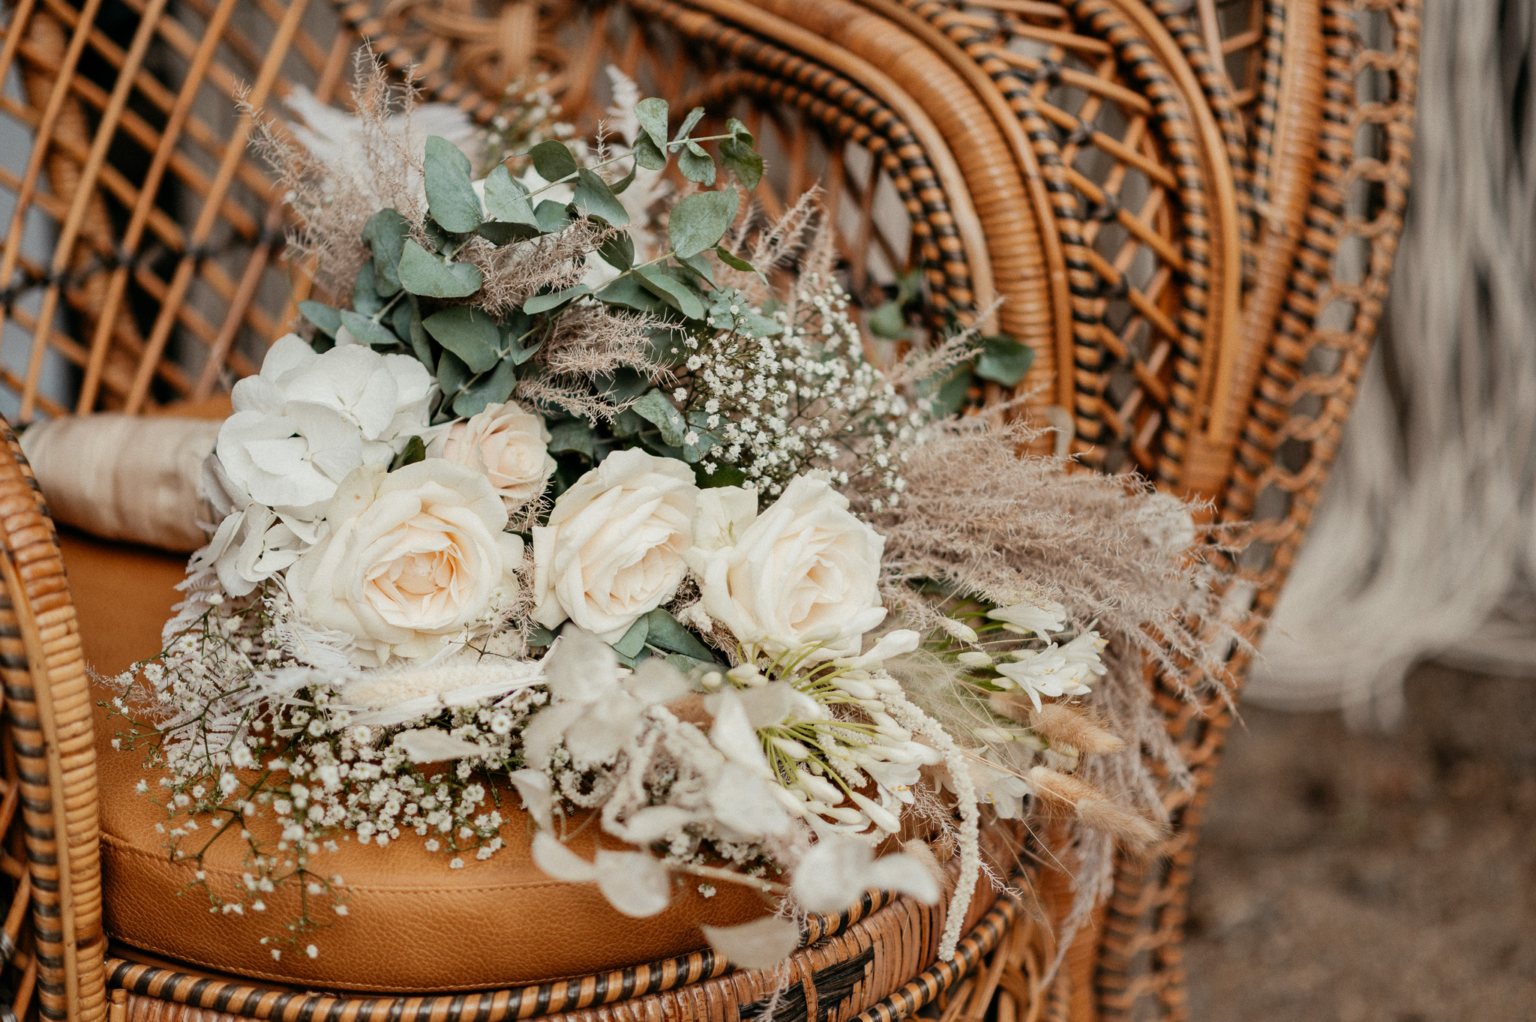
612;407;645;439
866;300;911;340
974;334;1035;387
483;165;540;227
536;200;573;234
676;250;715;286
668;189;739;258
597;230;635;271
363;209;410;294
609;162;637;195
524;283;593;315
719;136;763;190
477;221;538;245
452;359;517;417
527;625;556;648
573;168;630;225
299;300;341;338
547;419;596;460
437;348;471;397
635;264;705;320
530;139;578;182
634;97;670;153
630;390;688;446
352;260;383;316
633;136;666;171
715;246;755;273
390;435;426;471
672;106;705;144
697;462;747;488
407;311;433;366
725;118;755;145
391;296;416;343
398;239;482;298
423;305;501;373
612;615;650;659
643;608;716;661
596;275;668;314
339;309;400;348
678;143;716;186
423;136;483;233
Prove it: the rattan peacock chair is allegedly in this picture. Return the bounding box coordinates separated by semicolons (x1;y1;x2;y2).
0;0;1418;1019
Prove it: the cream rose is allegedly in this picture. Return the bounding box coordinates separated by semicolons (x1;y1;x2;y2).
287;460;523;665
531;449;698;643
685;474;886;658
426;401;555;509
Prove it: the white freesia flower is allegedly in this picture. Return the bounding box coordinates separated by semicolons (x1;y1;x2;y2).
427;400;555;510
965;756;1031;820
686;475;887;659
521;628;689;768
1058;630;1108;676
532;449;699;642
994;646;1094;711
214;333;433;514
286;460;522;666
987;597;1067;639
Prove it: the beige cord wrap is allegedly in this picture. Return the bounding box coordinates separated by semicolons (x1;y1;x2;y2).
20;415;221;552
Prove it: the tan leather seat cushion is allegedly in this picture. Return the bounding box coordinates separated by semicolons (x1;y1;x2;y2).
62;530;769;992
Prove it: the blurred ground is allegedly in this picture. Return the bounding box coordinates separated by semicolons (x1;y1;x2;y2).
1185;665;1536;1021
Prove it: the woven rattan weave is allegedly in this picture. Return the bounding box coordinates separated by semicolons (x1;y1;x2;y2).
0;1;1419;1019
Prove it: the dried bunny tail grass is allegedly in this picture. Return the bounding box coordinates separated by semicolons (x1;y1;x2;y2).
988;696;1126;755
1026;767;1164;853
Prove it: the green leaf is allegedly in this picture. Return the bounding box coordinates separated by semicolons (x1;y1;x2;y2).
633;136;666;171
612;615;650;659
668;189;739;258
527;625;556;648
974;334;1035;387
866;300;911;340
536;200;573;234
363;209;410;295
676;250;715;286
299;300;341;338
672;106;705;144
596;275;668;314
530;139;578;182
719;136;763;191
423;305;501;373
643;608;716;661
406;309;433;366
634;97;670;153
677;142;716;185
397;239;482;298
352;260;384;316
715;246;755;273
612;407;645;439
477;221;539;245
483;165;540;226
696;462;747;488
423;136;483;233
573;168;630;225
597;230;635;270
523;284;592;315
608;162;637;195
920;364;973;418
390;435;426;471
631;390;687;446
548;419;596;460
437;348;470;397
452;359;517;417
339;309;400;348
740;310;783;338
635;264;705;320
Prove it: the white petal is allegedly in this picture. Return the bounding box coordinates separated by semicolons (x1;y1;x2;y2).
392;729;483;763
593;850;672;917
531;832;598;882
507;768;553;832
702;916;800;970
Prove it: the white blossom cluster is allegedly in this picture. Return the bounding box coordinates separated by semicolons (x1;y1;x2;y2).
678;277;927;509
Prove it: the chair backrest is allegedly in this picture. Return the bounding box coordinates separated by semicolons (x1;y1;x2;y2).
0;1;1421;1020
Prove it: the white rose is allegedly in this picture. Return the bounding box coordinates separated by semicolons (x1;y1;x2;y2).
426;401;555;509
531;449;698;643
287;460;523;665
214;334;434;516
685;474;886;659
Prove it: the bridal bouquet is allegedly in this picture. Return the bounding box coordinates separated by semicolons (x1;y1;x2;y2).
110;63;1235;969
